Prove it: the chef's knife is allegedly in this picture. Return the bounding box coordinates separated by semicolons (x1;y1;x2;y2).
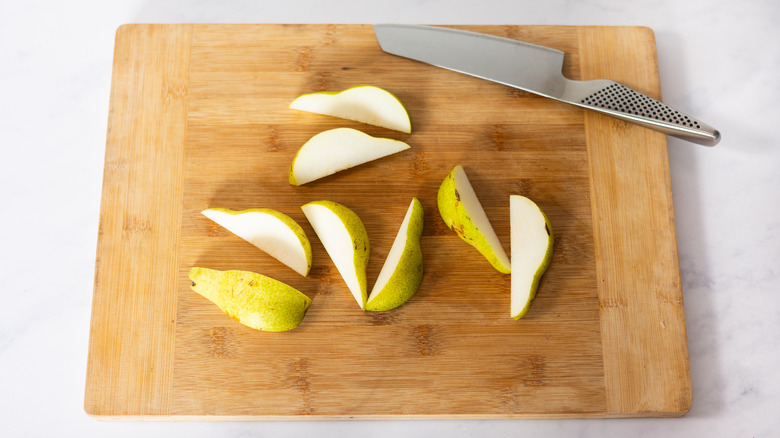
374;24;720;146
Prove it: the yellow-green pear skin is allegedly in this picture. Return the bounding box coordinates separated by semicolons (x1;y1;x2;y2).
366;198;424;312
301;200;370;309
510;195;554;320
437;165;511;274
189;267;312;332
288;159;299;186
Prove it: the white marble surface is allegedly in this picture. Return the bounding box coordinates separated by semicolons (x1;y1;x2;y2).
1;0;778;436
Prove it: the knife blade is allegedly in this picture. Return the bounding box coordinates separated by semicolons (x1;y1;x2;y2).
374;24;720;146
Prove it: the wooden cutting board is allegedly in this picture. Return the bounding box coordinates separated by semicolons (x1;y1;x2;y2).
85;24;691;419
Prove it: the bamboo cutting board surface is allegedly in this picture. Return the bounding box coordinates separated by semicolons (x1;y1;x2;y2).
85;24;691;419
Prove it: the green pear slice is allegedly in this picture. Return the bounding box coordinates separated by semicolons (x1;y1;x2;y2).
510;195;554;319
437;165;511;274
289;85;411;133
289;128;410;186
202;208;312;277
366;198;425;312
189;267;312;332
301;200;369;309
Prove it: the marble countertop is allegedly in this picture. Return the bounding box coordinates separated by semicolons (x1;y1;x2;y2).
2;0;777;436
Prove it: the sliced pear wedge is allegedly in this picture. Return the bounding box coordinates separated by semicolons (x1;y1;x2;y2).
366;198;425;312
189;267;312;332
289;85;411;133
301;200;369;309
510;195;554;319
437;165;511;274
202;208;312;277
289;128;410;186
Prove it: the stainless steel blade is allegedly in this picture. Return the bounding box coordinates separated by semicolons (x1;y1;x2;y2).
374;23;568;100
374;24;720;146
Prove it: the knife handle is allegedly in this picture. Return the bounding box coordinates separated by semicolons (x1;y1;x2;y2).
565;80;720;146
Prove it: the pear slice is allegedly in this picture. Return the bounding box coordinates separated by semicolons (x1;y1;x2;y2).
202;208;312;277
510;195;554;319
289;128;410;186
301;200;369;309
366;198;425;312
437;165;511;274
189;267;312;332
289;85;412;133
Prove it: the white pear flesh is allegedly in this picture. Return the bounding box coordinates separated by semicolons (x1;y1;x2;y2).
289;85;411;133
301;201;369;309
202;208;312;277
289;128;410;186
510;195;554;319
366;198;424;311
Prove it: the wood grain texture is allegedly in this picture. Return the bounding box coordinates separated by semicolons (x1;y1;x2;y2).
85;24;690;419
578;26;692;416
85;24;192;416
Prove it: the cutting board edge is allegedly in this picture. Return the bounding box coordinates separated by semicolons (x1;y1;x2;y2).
577;26;692;417
85;409;690;421
84;23;193;417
